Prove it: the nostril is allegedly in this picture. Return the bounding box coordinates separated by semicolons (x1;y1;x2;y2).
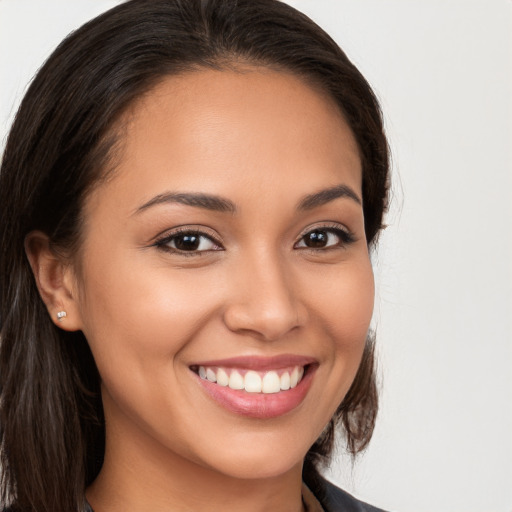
222;302;305;341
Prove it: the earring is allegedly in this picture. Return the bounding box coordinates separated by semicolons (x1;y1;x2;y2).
56;311;67;321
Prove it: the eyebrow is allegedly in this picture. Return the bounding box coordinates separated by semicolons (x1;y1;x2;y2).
135;192;237;214
135;183;361;215
298;184;361;210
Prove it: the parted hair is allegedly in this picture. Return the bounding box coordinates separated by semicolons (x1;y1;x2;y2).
0;0;389;510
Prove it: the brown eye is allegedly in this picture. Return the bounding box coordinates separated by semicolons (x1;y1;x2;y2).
156;230;221;253
173;233;201;251
295;227;355;250
303;230;329;248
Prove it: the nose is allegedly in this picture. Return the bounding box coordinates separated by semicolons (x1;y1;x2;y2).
222;251;307;341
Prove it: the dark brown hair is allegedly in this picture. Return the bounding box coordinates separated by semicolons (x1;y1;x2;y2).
0;1;389;510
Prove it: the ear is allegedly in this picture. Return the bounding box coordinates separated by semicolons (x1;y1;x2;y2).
24;231;83;331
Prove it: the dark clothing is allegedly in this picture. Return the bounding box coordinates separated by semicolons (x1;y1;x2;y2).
307;476;387;511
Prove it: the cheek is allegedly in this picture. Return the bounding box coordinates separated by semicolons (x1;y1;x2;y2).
76;248;221;379
309;258;374;396
315;258;374;346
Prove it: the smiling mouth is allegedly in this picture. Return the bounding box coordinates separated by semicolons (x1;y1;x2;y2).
191;365;308;394
190;356;317;418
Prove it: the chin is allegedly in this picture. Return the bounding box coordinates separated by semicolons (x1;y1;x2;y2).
193;433;311;481
211;453;304;481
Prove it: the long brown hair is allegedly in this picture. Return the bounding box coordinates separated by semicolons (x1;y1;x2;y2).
0;1;389;510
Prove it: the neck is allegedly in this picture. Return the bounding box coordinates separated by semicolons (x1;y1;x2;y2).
86;410;305;512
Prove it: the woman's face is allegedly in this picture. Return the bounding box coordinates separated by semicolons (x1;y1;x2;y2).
72;68;374;479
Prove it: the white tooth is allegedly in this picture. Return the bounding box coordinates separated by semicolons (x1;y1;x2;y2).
262;371;280;394
244;371;262;393
297;366;304;382
216;368;229;386
290;367;299;388
280;371;291;390
199;366;206;379
206;368;217;382
228;370;244;390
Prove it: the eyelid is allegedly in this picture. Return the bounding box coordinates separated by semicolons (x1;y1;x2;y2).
296;221;351;239
152;224;220;242
152;225;224;254
294;222;357;249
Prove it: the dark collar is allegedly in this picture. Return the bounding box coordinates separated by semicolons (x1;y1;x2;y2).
304;474;388;512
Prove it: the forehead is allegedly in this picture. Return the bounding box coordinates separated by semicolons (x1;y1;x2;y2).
86;67;362;216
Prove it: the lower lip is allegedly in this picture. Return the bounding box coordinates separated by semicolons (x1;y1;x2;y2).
194;366;316;419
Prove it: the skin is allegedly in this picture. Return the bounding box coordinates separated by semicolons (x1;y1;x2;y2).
27;68;374;512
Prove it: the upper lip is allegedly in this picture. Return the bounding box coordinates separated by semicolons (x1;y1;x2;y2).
190;354;317;371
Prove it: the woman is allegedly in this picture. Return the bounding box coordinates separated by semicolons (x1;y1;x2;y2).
0;1;389;511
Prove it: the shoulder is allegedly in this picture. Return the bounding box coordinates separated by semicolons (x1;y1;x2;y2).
306;474;389;512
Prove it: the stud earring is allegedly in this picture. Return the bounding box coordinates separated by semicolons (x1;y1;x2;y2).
56;311;67;321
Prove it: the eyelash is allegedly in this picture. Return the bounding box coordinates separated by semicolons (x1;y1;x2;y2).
153;227;222;257
153;224;356;256
294;224;356;252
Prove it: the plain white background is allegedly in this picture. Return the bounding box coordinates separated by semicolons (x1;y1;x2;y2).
1;1;511;511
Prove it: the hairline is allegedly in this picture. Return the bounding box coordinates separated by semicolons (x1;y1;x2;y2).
70;59;361;267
